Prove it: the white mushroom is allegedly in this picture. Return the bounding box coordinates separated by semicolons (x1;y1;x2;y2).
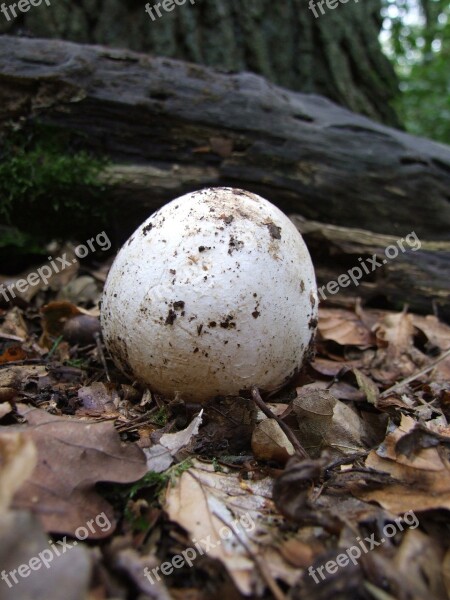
101;187;318;402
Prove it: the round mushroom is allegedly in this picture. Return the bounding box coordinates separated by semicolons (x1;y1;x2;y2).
101;187;318;402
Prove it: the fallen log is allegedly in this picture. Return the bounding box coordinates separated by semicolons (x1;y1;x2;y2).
0;36;449;241
290;215;450;321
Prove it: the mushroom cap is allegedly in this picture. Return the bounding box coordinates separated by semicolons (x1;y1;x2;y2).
101;187;318;401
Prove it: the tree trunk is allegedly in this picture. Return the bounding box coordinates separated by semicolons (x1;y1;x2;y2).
0;0;399;126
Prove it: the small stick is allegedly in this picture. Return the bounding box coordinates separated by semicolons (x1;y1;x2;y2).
251;386;309;459
380;347;450;398
94;332;111;382
213;511;288;600
0;333;25;342
0;358;47;370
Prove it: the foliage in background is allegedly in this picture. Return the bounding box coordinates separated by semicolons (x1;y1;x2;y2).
0;123;111;258
381;0;449;143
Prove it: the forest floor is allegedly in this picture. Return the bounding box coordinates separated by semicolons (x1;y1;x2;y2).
0;243;449;600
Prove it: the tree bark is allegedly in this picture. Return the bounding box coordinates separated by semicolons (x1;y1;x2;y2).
290;215;450;321
0;0;399;126
1;37;447;238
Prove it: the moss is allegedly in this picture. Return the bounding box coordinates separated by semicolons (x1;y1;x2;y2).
152;406;169;426
123;459;193;531
0;122;112;258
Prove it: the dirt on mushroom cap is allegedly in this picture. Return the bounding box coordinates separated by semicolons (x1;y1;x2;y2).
100;187;318;401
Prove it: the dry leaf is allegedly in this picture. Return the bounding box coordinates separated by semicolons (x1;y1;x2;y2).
78;382;119;414
40;301;83;347
57;275;101;305
372;311;426;382
393;528;447;599
318;308;374;347
4;404;147;537
0;244;79;304
412;314;450;381
353;415;450;513
351;368;380;405
0;307;28;339
0;402;13;418
251;419;295;463
293;388;366;458
0;431;37;512
144;411;203;472
0;511;91;600
164;459;299;594
0;345;27;364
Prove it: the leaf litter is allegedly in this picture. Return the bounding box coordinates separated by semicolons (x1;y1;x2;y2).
0;256;449;599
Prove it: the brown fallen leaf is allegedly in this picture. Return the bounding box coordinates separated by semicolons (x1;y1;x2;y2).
443;547;450;599
40;300;101;348
78;382;119;415
0;306;28;339
0;344;28;365
0;401;13;418
293;388;367;458
350;368;380;405
164;459;299;595
412;314;450;381
0;243;79;305
371;310;427;383
0;511;91;600
310;378;366;402
352;414;450;513
0;364;60;397
144;410;204;473
365;527;448;600
40;300;83;347
318;308;375;347
251;418;295;464
3;404;147;537
310;357;364;378
412;314;450;352
0;431;37;512
393;528;448;599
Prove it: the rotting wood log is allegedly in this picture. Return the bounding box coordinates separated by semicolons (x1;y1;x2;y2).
0;36;449;242
290;215;450;321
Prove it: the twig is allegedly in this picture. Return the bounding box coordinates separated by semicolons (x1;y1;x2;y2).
213;511;288;600
0;333;25;342
380;347;450;398
116;407;163;432
94;332;111;382
250;386;309;459
0;358;47;369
